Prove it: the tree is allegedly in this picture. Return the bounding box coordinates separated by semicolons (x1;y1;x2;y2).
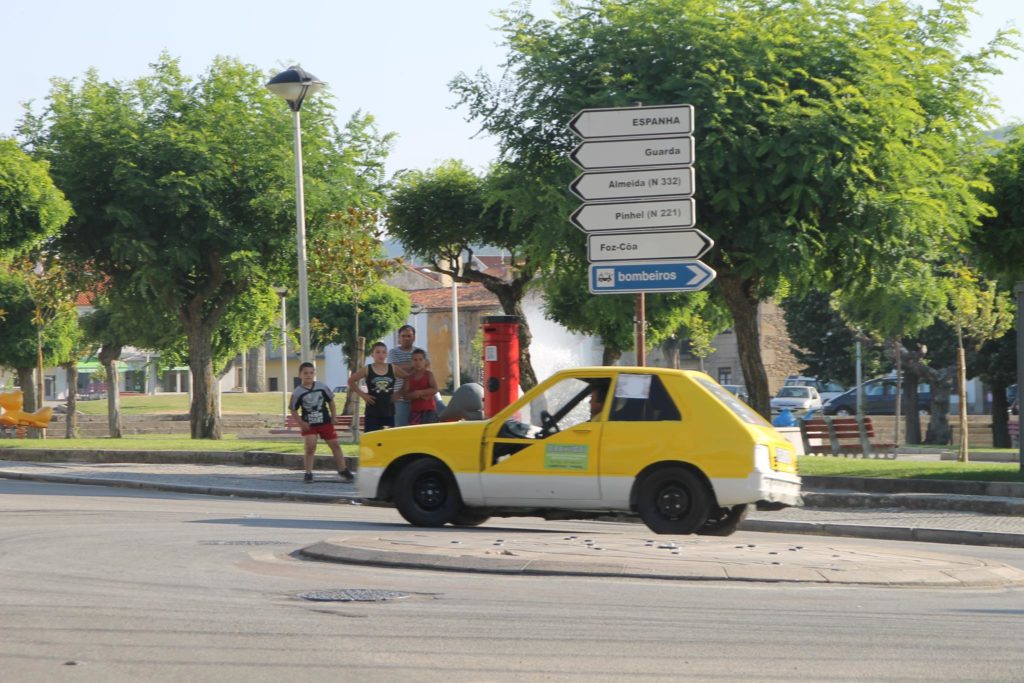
782;290;885;387
22;55;391;437
0;137;71;256
0;268;77;428
450;0;1013;416
387;160;554;389
973;124;1024;444
937;272;1013;461
311;283;411;364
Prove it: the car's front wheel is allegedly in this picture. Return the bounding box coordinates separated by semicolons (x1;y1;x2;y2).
835;407;853;416
394;457;462;527
696;504;748;537
637;467;710;534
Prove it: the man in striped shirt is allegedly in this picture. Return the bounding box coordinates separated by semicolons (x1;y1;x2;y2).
387;324;426;427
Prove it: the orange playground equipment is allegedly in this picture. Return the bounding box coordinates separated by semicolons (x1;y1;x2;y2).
0;390;53;437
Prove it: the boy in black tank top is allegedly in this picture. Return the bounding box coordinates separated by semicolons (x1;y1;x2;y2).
348;342;410;432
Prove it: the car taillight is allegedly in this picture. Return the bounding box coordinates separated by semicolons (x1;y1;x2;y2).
753;444;772;473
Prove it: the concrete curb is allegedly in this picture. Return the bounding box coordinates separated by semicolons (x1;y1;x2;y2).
296;537;1024;587
802;475;1024;498
739;519;1024;549
0;470;357;505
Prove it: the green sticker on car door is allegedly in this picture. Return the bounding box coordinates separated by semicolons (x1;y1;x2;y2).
544;444;589;470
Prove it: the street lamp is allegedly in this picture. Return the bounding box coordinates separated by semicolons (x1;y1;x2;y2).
266;65;324;364
274;287;289;425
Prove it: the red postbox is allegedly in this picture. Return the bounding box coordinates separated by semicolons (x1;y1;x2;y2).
482;315;520;418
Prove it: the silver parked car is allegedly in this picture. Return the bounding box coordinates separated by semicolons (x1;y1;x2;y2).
770;385;823;414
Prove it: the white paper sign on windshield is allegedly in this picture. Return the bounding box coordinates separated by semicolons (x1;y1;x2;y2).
615;374;652;399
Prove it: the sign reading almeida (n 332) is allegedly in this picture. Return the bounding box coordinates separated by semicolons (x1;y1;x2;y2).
569;104;694;139
570;136;694;170
570;167;695;202
588;229;713;263
571;198;695;233
589;259;716;294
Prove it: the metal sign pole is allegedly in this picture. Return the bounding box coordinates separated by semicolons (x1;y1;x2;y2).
1016;283;1024;472
636;293;646;367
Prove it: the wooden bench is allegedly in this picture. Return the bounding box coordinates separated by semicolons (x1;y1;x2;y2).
1010;421;1019;448
800;416;896;459
270;414;365;436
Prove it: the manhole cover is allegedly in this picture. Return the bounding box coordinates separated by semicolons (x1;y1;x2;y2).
297;589;410;602
199;540;292;546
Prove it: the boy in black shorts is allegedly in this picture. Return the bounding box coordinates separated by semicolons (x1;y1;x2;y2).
289;362;354;483
348;342;410;432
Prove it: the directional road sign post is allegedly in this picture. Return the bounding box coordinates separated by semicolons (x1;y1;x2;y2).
568;104;694;139
567;103;708;363
570;167;695;202
570;135;695;170
587;229;712;263
570;198;695;233
589;260;716;294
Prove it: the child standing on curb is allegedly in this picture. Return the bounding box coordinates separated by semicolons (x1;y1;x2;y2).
404;349;439;425
289;362;354;484
347;342;409;433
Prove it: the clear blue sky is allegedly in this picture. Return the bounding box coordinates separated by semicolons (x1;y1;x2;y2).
1;0;1020;178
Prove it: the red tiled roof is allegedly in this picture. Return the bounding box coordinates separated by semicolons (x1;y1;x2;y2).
75;292;96;306
408;284;501;311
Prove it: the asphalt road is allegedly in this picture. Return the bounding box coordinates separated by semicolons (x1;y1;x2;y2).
2;480;1023;682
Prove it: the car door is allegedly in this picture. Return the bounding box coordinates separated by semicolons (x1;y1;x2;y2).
480;375;608;506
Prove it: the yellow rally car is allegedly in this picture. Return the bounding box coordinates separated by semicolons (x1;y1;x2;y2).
358;367;801;535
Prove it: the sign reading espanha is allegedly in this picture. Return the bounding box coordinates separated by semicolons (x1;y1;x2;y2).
568;104;694;139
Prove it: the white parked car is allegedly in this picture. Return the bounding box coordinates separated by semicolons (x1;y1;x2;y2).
771;385;823;414
783;376;845;403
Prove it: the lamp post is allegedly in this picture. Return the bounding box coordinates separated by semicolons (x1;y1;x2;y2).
274;287;289;425
266;65;323;364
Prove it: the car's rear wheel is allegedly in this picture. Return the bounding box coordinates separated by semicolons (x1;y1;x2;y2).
451;509;491;527
394;457;462;527
696;504;748;537
637;467;710;535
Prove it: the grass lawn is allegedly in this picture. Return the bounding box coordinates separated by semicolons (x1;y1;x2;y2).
71;390;454;416
73;392;291;416
0;434;358;456
798;455;1024;482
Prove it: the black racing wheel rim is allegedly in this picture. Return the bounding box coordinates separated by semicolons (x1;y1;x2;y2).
656;484;691;520
413;473;447;511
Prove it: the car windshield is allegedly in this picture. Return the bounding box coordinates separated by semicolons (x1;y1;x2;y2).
696;377;771;427
777;387;810;398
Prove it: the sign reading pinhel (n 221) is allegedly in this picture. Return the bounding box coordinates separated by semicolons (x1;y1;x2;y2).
570;198;695;233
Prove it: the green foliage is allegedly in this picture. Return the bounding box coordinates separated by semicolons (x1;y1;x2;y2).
938;270;1014;350
975;125;1024;285
0;268;78;368
449;0;1014;411
21;54;392;436
310;283;411;362
782;290;885;385
0;137;72;255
